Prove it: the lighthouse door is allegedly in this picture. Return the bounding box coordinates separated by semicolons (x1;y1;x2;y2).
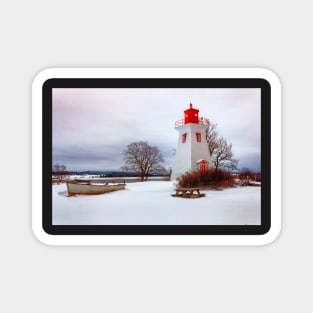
198;160;208;172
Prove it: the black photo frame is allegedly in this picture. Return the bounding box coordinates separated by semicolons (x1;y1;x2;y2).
41;77;271;237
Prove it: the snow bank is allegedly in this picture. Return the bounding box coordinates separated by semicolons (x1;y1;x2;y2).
52;181;261;225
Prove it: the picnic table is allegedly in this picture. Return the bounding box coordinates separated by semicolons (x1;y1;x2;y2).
172;187;205;198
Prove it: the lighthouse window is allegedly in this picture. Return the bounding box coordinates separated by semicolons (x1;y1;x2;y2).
182;133;187;143
196;132;201;142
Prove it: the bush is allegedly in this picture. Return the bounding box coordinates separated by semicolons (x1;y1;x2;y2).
238;170;261;182
178;169;234;188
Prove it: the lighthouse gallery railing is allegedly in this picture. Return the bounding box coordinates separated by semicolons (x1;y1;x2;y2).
174;118;210;127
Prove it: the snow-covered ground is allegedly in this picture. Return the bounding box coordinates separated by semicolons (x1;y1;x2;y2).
53;181;261;225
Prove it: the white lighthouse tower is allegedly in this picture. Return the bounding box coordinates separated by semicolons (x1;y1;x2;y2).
170;103;211;181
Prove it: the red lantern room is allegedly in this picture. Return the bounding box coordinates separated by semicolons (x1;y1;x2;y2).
184;103;199;124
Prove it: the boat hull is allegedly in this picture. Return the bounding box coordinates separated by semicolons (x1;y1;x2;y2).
66;181;126;196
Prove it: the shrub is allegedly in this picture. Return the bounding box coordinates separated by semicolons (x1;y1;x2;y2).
178;169;234;188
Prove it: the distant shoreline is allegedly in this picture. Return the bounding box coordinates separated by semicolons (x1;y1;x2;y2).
54;176;170;184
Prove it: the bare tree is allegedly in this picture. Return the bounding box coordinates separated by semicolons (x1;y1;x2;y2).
53;164;68;182
205;122;219;155
211;137;238;173
206;121;238;173
122;141;164;182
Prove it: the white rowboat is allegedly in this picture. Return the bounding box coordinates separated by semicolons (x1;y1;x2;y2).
66;180;126;196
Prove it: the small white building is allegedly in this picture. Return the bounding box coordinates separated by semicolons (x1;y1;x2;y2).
170;103;211;181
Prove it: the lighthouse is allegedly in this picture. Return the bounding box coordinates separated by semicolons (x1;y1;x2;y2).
170;103;211;181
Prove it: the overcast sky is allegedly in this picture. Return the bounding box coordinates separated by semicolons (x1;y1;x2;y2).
52;88;261;172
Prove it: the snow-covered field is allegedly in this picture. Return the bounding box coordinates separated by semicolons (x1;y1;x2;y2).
53;181;261;225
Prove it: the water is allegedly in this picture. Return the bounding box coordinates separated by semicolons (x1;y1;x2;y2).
69;176;169;184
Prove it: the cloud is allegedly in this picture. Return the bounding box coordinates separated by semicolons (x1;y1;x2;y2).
52;88;261;172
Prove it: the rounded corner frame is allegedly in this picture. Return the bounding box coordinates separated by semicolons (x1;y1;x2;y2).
32;67;281;246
